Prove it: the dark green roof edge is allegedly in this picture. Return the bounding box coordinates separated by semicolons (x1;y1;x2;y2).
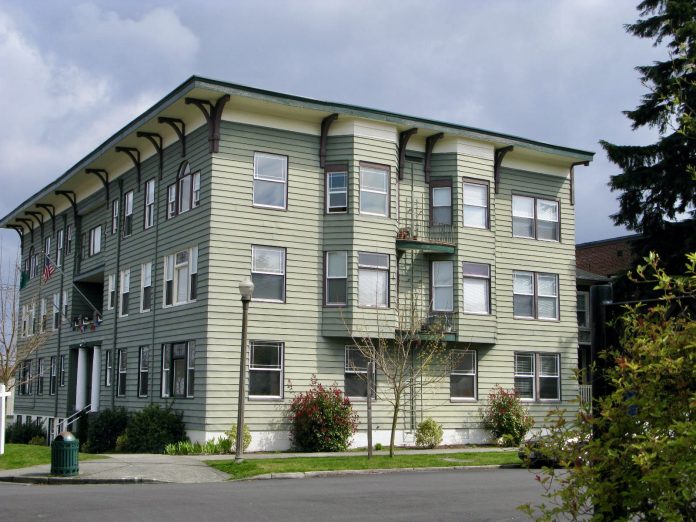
1;75;594;227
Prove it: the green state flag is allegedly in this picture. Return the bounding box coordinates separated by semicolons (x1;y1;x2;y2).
19;271;29;290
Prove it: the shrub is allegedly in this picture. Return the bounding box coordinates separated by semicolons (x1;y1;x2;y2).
121;404;187;453
227;424;252;452
115;433;128;452
164;437;231;456
375;443;383;451
480;385;533;446
5;419;46;444
288;381;358;452
84;408;129;453
29;435;46;446
415;417;443;449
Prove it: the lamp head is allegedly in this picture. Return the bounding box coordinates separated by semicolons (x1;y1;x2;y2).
238;278;254;301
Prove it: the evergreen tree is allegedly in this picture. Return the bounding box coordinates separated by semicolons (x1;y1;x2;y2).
600;0;696;272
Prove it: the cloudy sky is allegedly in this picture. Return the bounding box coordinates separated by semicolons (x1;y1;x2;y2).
0;0;666;264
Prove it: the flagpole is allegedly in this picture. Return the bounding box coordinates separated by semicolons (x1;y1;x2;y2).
43;252;102;317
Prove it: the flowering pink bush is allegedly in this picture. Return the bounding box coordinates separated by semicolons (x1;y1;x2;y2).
480;385;533;446
288;380;358;452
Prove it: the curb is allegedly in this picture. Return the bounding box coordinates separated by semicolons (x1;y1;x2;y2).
0;476;166;485
239;463;522;481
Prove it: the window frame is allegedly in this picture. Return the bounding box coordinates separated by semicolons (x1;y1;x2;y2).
461;262;491;315
167;162;201;219
325;251;348;306
138;346;149;398
66;224;74;254
163;247;198;308
59;354;66;387
111;199;119;235
431;260;454;312
462;179;490;229
144;178;156;229
56;228;64;267
116;348;127;397
358;252;390;308
107;274;115;311
141;262;152;312
253;152;288;210
49;356;57;396
104;350;112;387
325;164;348;214
430;179;453;226
359;162;390;217
119;269;130;317
344;345;376;399
512;271;559;321
514;352;561;402
88;225;102;256
511;194;560;242
161;341;195;398
248;341;284;400
122;190;134;238
37;357;44;395
251;245;286;303
450;349;477;401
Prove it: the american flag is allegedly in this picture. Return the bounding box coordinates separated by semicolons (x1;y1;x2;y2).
42;257;55;282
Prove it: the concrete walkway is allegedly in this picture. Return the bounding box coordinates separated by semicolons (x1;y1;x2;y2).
0;447;517;485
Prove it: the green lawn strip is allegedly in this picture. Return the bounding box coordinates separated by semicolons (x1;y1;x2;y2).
208;451;521;480
0;444;105;470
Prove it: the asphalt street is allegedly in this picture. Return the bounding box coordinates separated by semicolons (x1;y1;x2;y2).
0;468;541;521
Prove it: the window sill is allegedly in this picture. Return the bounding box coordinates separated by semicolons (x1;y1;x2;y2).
252;203;287;211
449;397;477;403
324;303;347;308
461;311;491;316
248;396;284;401
357;305;390;310
252;299;285;304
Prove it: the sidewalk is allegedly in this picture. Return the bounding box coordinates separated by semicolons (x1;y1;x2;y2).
0;447;517;485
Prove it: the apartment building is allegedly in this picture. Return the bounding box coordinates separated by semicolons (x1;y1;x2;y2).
1;77;594;449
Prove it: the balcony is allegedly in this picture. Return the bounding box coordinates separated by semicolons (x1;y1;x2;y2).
396;199;456;254
578;384;592;406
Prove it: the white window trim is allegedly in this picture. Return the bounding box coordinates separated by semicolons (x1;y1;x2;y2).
450;350;477;401
117;349;127;397
326;169;348;214
462;262;491;315
56;229;64;267
515;352;561;402
119;269;130;317
144;179;156;229
140;262;152;313
162;247;198;308
432;260;454;312
462;181;489;229
357;252;390;308
512;194;560;242
325;251;348;306
138;346;149;398
344;345;376;400
251;245;286;303
248;341;284;400
107;274;115;311
89;225;102;256
253;152;288;210
513;271;559;321
111;199;119;235
123;191;134;238
359;164;389;217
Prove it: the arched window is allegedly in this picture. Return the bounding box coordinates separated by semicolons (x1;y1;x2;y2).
28;246;37;279
167;162;201;218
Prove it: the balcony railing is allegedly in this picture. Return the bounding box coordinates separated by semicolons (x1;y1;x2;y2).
397;198;456;250
579;384;592;405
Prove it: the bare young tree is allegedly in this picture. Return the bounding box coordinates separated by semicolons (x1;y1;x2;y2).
350;304;464;457
0;247;48;392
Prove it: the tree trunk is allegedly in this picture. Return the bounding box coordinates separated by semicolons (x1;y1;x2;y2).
389;392;401;458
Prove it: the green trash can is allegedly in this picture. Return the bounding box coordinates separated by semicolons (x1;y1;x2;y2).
51;431;79;476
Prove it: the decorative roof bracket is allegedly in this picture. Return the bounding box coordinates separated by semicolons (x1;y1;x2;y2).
494;146;514;194
137;131;164;179
424;133;444;183
55;190;78;216
319;113;339;168
86;169;110;202
158;117;187;158
185;94;230;153
36;204;56;232
7;225;24;251
569;161;590;206
17;218;34;243
115;146;142;189
25;211;43;241
398;128;418;180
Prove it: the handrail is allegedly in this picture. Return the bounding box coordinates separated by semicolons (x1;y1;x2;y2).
52;403;91;441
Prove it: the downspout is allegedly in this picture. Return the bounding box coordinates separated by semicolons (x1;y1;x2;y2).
110;179;124;408
149;175;162;402
54;214;67;419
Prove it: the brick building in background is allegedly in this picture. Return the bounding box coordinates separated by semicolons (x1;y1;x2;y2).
576;235;640;278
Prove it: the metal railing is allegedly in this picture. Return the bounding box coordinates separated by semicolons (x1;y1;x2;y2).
52;403;91;441
398;198;456;245
578;385;592;405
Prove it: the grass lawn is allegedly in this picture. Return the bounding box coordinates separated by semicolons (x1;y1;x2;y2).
0;444;104;470
208;451;522;480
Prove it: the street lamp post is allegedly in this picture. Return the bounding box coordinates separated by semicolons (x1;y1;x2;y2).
235;278;254;462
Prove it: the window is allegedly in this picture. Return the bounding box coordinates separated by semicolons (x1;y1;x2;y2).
21;305;28;337
56;229;64;267
512;195;559;241
577;291;591;344
450;350;476;399
37;358;44;395
141;262;152;312
66;224;73;254
326;166;348;213
167;184;177;219
39;299;47;332
62;290;68;320
253;152;287;209
249;341;283;398
192;172;201;208
513;271;558;320
19;360;31;395
49;356;57;395
358;253;389;308
111;199;119;235
325;251;347;305
344;346;375;398
462;262;490;314
251;246;285;302
52;293;60;329
44;236;51;267
161;342;195;398
144;179;156;229
431;181;452;226
119;269;130;317
116;349;127;396
432;261;454;312
29;250;37;278
462;181;488;229
360;163;389;216
514;353;560;401
107;274;116;311
170;163;199;215
163;247;197;307
28;304;35;336
138;346;149;397
59;355;66;387
123;191;134;237
105;350;112;387
88;225;102;256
